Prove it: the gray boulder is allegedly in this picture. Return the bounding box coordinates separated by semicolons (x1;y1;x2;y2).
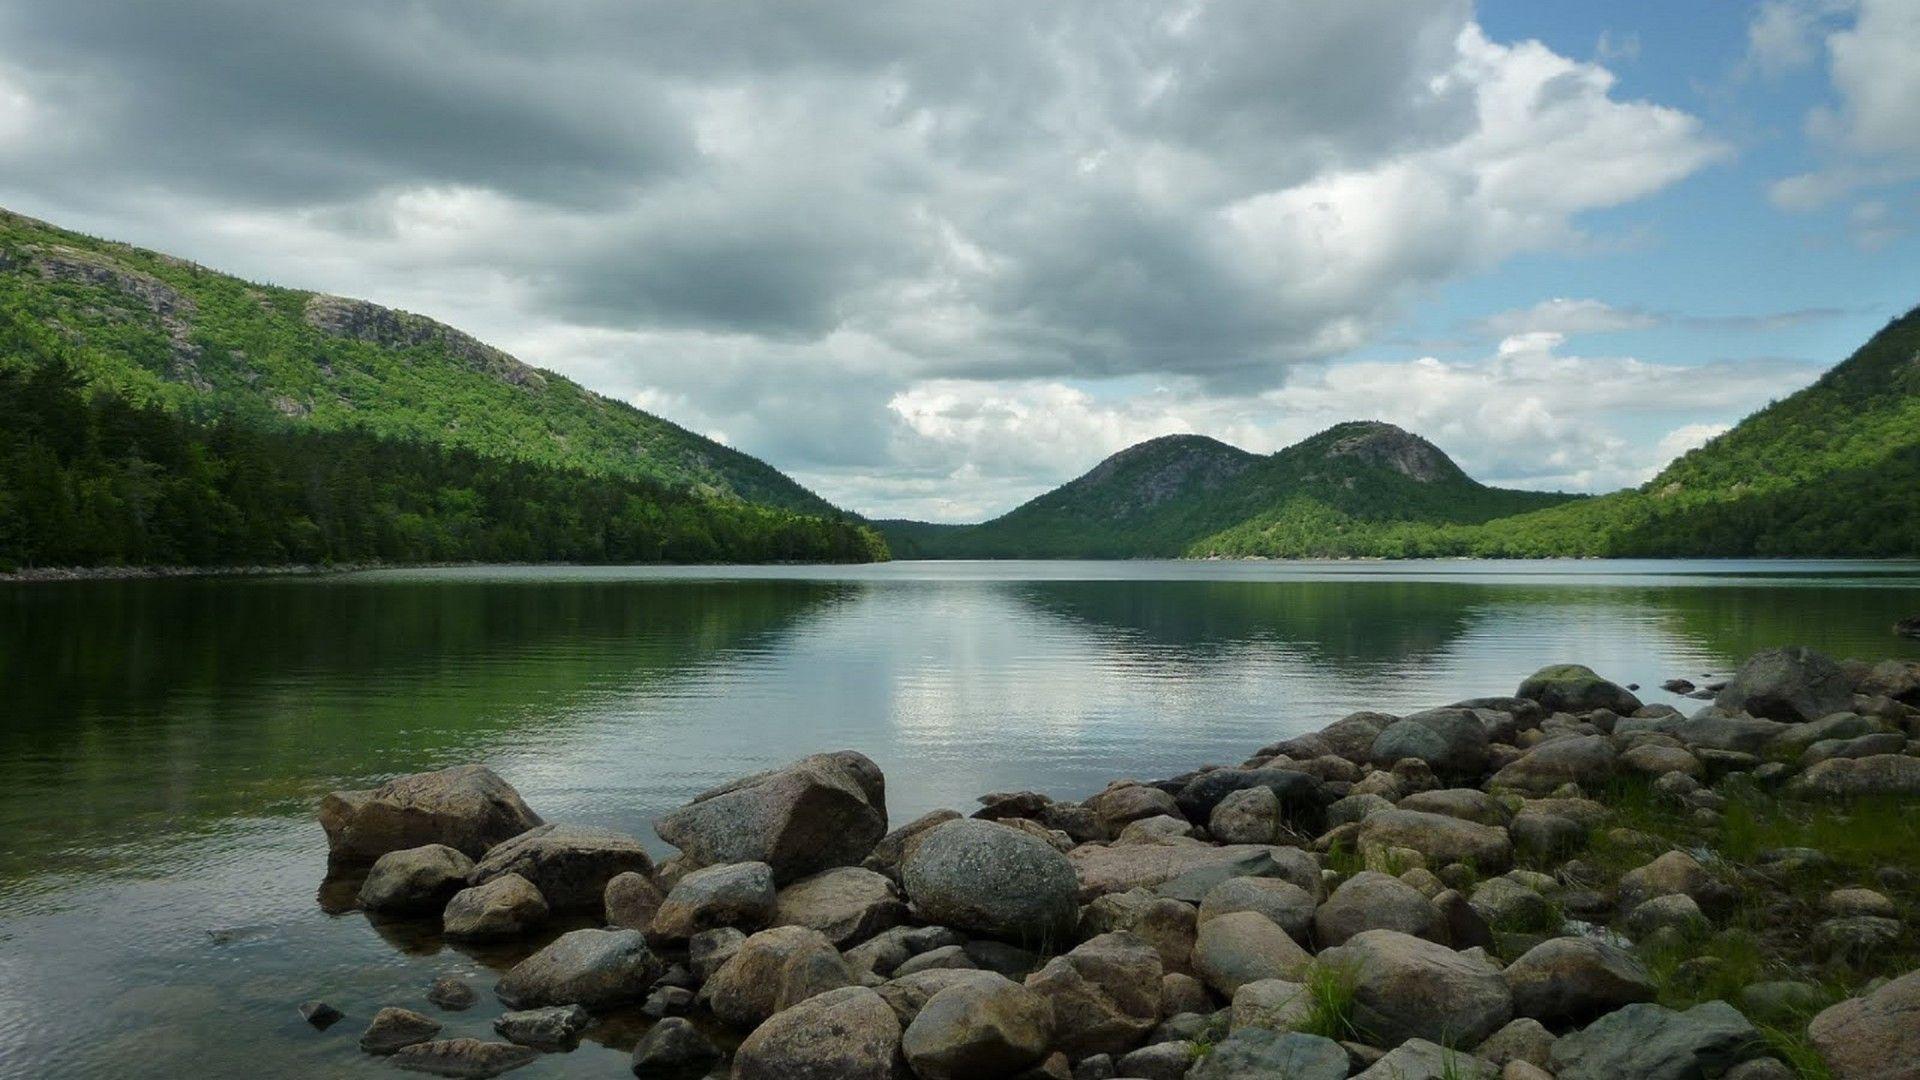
467;824;653;914
1716;646;1853;722
1184;1028;1349;1080
386;1038;537;1078
1317;929;1513;1048
1503;937;1655;1022
654;750;887;885
1021;932;1162;1057
1474;1016;1556;1069
732;985;903;1080
863;808;962;881
1398;788;1512;826
357;844;475;914
774;866;909;947
1116;1040;1197;1079
704;924;854;1029
1173;769;1329;833
1198;877;1316;943
490;1005;588;1052
442;874;547;939
1354;1039;1497;1079
1314;871;1442;947
1807;968;1920;1080
648;861;777;941
1488;735;1616;795
1370;708;1492;780
1069;843;1313;902
603;869;663;931
1790;754;1920;798
1549;1001;1762;1080
1209;786;1281;844
319;765;542;864
901;819;1079;942
1518;664;1643;715
1356;809;1512;873
629;1016;719;1074
493;928;661;1009
901;972;1053;1080
359;1007;441;1055
1192;911;1312;996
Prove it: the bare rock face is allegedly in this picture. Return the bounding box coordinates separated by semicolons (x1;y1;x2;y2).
1022;932;1163;1058
303;294;548;390
1316;929;1512;1049
655;751;888;885
319;765;542;864
466;824;653;914
731;985;904;1080
493;928;661;1010
1807;969;1920;1080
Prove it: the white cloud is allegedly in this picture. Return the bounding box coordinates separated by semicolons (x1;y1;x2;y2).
1473;298;1661;338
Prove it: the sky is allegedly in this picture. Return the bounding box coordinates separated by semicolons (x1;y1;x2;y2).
0;1;1915;522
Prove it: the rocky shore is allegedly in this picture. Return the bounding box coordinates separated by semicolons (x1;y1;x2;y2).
311;645;1920;1079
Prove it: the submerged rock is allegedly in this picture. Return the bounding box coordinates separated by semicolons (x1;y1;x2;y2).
494;928;661;1009
359;1007;441;1055
387;1038;537;1078
320;765;542;864
491;1004;589;1052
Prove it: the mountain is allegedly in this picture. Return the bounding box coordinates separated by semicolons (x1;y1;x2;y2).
883;422;1579;558
0;208;835;515
0;208;887;570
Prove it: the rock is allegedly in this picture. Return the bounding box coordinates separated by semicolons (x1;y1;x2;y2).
901;971;1053;1079
648;861;776;941
1198;877;1316;943
1773;711;1889;752
1022;932;1162;1057
1113;814;1199;846
1317;929;1513;1048
1161;973;1212;1018
441;873;549;940
467;824;653;914
1620;744;1704;778
901;819;1079;942
1185;1028;1349;1080
732;985;903;1080
688;926;747;982
1618;850;1712;909
1741;981;1828;1022
1808;969;1920;1079
1087;783;1183;830
1433;888;1496;951
1624;894;1706;938
894;944;976;976
965;939;1043;980
1812;916;1904;960
1509;812;1586;861
299;1000;343;1029
319;765;543;864
975;791;1052;821
1518;665;1642;715
1370;709;1492;779
359;1007;442;1054
1724;1061;1798;1080
863;809;962;880
1791;754;1920;798
1314;870;1442;946
1080;890;1198;974
1549;1001;1762;1080
1503;938;1655;1023
1398;788;1512;826
1475;1017;1555;1069
773;866;909;947
1357;810;1511;873
604;870;664;931
1615;711;1792;755
1153;847;1321;904
1354;1039;1498;1079
846;924;967;977
1805;732;1909;765
388;1038;538;1078
1173;769;1329;833
426;976;477;1011
1115;1040;1197;1079
358;845;476;914
1468;878;1556;933
1488;736;1616;795
1192;911;1312;995
655;751;887;885
1717;646;1853;722
1209;786;1281;844
704;924;853;1029
1825;887;1898;918
629;1015;721;1074
1072;1053;1116;1080
877;968;995;1025
494;928;661;1009
642;985;693;1017
1328;793;1396;827
1231;978;1311;1032
491;1005;588;1052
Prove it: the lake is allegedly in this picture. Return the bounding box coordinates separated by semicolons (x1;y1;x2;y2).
3;559;1918;1078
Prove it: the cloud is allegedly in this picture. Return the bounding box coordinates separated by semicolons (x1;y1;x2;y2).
1472;298;1662;338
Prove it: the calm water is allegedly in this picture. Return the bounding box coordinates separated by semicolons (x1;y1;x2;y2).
3;559;1919;1078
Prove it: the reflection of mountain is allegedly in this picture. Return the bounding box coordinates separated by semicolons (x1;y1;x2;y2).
1010;579;1487;668
0;577;846;886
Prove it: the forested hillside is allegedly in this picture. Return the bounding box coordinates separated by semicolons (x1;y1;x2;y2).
0;303;886;570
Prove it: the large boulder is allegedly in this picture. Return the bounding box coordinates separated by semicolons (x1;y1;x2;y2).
1614;711;1791;755
1191;911;1312;996
1488;736;1616;795
1185;1029;1349;1080
1518;665;1643;715
732;985;903;1080
773;866;909;947
602;870;664;931
654;751;888;884
1199;878;1317;943
1790;755;1920;798
466;824;652;914
1369;709;1492;780
1317;929;1512;1048
1314;871;1442;947
1080;889;1199;975
357;844;475;914
629;1016;720;1074
442;873;548;939
1807;969;1920;1080
901;972;1053;1080
1085;783;1183;830
493;928;661;1009
704;924;854;1029
1209;786;1282;844
863;809;962;881
900;819;1079;942
319;765;542;863
1021;932;1162;1057
1172;769;1329;833
1549;1001;1762;1080
1067;843;1313;902
1503;938;1656;1023
1356;810;1512;873
1397;788;1512;826
1716;646;1853;722
647;861;776;941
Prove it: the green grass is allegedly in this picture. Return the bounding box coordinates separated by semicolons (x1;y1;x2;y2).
1295;962;1362;1042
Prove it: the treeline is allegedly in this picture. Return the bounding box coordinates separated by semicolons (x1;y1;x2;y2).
0;307;888;571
